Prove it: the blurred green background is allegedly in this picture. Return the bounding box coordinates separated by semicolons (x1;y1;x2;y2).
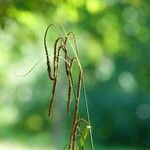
0;0;150;149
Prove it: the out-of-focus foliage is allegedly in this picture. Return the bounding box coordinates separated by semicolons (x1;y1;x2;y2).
0;0;150;149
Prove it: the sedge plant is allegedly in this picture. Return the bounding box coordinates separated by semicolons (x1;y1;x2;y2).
44;24;94;150
16;24;94;150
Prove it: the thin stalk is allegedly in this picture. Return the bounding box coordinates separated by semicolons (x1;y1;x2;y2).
63;26;94;150
82;75;94;150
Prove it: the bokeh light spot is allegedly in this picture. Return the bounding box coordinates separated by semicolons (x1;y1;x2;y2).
17;85;33;102
0;106;19;126
123;6;138;22
124;22;140;36
95;57;115;81
137;27;150;42
118;72;138;93
70;0;84;7
26;115;43;131
136;104;150;120
54;4;79;23
86;0;106;14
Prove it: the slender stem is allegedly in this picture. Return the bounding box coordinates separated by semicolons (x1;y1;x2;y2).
82;75;94;150
63;26;94;149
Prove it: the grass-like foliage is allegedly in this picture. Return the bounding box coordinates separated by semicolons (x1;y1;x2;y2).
44;24;94;150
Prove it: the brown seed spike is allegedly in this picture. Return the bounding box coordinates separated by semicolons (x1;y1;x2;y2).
66;57;77;114
67;76;72;114
61;44;73;114
48;79;57;117
48;39;63;117
48;45;65;117
53;38;61;78
44;24;55;81
54;38;66;76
